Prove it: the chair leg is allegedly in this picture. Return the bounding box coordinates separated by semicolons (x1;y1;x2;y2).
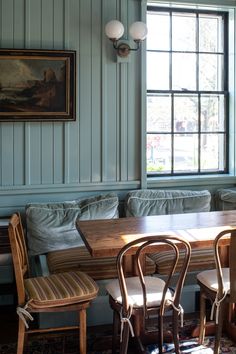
158;313;164;354
112;310;120;354
17;318;26;354
199;290;207;344
214;303;225;354
119;321;130;354
172;310;180;354
79;309;87;354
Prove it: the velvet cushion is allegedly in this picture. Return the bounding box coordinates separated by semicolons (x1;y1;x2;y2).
216;188;236;210
26;193;119;256
125;189;211;217
25;270;98;308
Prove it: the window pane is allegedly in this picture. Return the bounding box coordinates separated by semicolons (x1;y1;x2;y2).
174;95;198;132
201;95;225;132
172;53;196;90
200;133;225;171
147;95;171;132
146;8;227;177
172;12;196;51
199;15;223;53
147;134;171;174
147;52;169;90
173;134;198;172
199;54;223;91
147;12;170;50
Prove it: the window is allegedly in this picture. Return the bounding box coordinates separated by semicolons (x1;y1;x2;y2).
146;6;228;177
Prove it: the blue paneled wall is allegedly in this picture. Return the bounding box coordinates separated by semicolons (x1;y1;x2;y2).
0;0;235;216
0;0;143;214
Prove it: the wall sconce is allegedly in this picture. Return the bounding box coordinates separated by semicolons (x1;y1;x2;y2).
105;20;148;58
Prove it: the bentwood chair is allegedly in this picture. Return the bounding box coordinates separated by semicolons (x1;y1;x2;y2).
106;235;191;354
197;228;236;354
8;213;98;354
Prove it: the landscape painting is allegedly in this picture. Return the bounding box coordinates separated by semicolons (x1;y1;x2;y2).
0;49;76;121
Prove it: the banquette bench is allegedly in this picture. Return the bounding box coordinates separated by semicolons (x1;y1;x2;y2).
26;189;216;281
23;188;236;325
124;189;215;275
26;193;155;280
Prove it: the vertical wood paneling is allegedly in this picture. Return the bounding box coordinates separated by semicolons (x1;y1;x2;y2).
53;0;64;49
119;0;128;181
0;0;143;190
13;1;25;186
53;123;63;183
25;0;42;185
1;0;14;47
13;0;25;48
42;0;53;48
64;0;80;184
79;0;92;183
1;124;14;185
63;0;71;184
13;124;25;185
25;0;42;48
41;0;54;184
1;0;14;185
127;0;141;181
29;125;42;184
53;0;65;184
91;0;102;182
102;0;118;182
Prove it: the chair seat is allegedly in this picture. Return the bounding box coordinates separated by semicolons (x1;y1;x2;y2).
25;270;98;309
150;248;215;275
197;267;230;292
46;246;156;280
106;275;173;308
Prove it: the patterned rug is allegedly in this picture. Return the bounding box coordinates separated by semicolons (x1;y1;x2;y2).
0;321;236;353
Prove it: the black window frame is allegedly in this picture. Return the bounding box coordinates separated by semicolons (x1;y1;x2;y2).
146;6;229;177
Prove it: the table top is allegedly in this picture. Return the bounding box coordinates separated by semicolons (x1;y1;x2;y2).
76;210;236;258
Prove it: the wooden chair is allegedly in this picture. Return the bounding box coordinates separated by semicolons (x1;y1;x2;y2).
197;228;236;354
8;213;98;354
105;234;191;354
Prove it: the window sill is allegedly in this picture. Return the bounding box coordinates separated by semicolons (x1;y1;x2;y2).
147;174;236;189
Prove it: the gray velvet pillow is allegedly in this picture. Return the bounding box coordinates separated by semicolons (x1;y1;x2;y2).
216;188;236;210
26;193;119;256
125;189;211;217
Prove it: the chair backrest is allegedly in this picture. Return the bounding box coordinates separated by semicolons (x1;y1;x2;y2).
214;228;236;302
8;213;30;306
117;234;191;319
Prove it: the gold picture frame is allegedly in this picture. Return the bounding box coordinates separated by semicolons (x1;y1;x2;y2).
0;49;76;121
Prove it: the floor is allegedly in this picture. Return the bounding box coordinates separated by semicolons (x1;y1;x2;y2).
0;304;197;351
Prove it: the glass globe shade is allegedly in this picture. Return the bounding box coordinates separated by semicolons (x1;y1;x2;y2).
105;20;124;40
129;21;148;41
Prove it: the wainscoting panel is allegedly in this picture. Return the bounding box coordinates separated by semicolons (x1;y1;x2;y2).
0;0;141;198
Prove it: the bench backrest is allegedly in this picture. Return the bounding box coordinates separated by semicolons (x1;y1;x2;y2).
125;189;211;217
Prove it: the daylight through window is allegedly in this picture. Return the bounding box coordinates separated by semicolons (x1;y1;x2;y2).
146;6;228;176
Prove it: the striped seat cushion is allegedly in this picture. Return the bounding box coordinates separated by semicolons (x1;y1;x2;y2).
25;270;98;309
46;246;156;280
149;249;215;275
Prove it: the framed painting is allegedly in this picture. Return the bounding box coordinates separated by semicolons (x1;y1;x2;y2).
0;49;76;121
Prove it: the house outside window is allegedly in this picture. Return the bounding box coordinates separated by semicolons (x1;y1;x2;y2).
146;6;229;177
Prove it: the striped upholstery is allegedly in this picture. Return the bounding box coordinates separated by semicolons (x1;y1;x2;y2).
25;270;98;308
150;248;215;275
46;246;156;280
125;189;215;275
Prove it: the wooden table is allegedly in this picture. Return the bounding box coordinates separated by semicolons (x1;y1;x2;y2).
76;210;236;259
76;210;236;341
